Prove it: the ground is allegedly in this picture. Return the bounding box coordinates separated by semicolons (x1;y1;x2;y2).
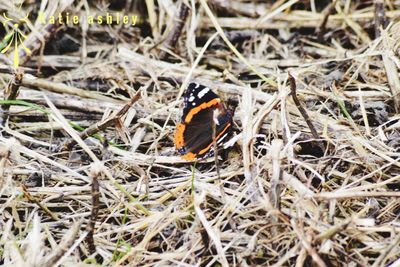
0;0;400;266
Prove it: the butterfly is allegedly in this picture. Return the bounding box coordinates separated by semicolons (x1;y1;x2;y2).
174;82;234;160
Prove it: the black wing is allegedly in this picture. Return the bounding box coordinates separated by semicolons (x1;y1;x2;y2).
183;107;233;158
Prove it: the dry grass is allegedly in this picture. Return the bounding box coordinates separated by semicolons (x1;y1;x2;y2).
1;0;400;266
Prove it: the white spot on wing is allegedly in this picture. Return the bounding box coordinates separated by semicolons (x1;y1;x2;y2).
213;117;220;125
198;87;210;99
223;134;240;149
217;133;228;144
188;96;195;102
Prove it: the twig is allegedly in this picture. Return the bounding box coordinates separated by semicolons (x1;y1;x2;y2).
374;0;386;38
269;139;283;236
43;219;82;267
288;73;325;153
194;197;229;267
159;1;190;59
311;191;400;200
22;184;60;221
0;144;11;191
0;73;118;103
241;82;260;201
209;0;266;17
315;218;352;242
61;90;141;151
269;139;283;210
85;163;101;256
381;29;400;113
292;219;327;267
212;114;226;202
1;70;23;125
316;0;337;42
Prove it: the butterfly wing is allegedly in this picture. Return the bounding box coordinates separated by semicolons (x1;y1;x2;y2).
182;82;219;119
174;82;233;160
182;107;232;160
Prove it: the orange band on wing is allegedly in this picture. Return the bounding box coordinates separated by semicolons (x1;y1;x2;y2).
182;152;197;161
181;122;231;161
174;123;186;149
184;98;221;123
197;122;231;156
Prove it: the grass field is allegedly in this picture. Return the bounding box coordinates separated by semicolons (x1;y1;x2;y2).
0;0;400;266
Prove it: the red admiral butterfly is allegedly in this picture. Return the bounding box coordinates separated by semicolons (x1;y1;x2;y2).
174;82;234;160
